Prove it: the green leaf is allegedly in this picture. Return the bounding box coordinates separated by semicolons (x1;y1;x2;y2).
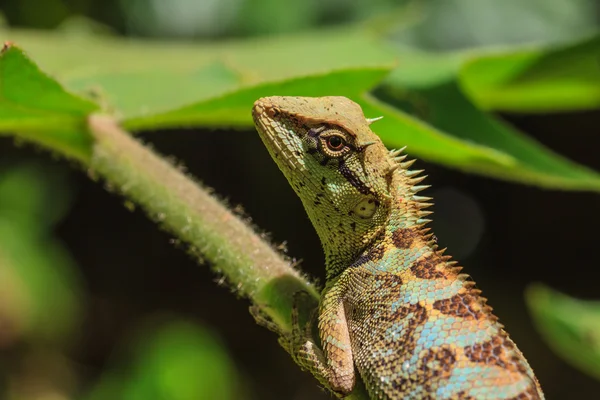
124;67;514;172
384;45;466;89
460;34;600;112
0;44;99;161
357;93;514;172
379;79;600;191
527;284;600;380
87;320;242;400
2;28;600;191
1;27;395;117
67;62;241;119
123;67;395;129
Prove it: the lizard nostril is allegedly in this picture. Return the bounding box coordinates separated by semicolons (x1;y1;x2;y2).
267;107;280;118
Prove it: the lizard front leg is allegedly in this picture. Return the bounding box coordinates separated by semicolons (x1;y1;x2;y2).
251;288;355;396
292;282;355;397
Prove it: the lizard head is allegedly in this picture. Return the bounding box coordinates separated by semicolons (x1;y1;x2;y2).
253;96;397;275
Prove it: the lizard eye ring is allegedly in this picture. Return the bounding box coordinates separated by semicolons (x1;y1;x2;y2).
315;129;351;157
326;135;345;151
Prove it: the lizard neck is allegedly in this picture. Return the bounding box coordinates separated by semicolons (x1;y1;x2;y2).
312;202;387;280
323;168;432;280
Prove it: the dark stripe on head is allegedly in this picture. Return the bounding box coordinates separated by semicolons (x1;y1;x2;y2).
338;158;372;195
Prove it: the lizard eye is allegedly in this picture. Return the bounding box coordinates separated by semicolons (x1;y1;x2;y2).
313;128;351;158
325;135;346;151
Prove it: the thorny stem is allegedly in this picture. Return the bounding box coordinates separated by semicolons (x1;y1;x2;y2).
87;115;369;399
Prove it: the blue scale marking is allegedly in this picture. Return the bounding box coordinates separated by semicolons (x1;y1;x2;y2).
383;316;415;343
436;366;531;399
365;247;429;274
405;316;496;369
383;317;492;386
391;279;463;310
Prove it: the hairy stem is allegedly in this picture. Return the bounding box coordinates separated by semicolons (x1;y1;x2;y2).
88;115;312;324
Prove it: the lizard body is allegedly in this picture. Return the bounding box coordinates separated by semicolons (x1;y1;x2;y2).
252;96;544;400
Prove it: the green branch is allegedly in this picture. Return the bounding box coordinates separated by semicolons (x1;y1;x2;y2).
88;115;316;326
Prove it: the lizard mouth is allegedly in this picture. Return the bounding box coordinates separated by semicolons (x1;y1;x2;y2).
252;99;274;135
252;98;279;146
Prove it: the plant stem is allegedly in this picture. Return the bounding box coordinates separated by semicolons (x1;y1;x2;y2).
88;114;313;326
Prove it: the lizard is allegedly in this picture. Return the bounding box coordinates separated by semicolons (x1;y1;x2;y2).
251;96;544;400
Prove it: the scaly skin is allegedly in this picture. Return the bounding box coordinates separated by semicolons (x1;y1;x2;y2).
252;96;544;400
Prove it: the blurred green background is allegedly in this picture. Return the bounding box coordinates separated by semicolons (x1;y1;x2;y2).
0;0;600;399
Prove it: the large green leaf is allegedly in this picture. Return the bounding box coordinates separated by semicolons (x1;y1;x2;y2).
0;27;395;118
125;67;512;172
123;67;393;129
380;79;600;191
0;44;98;161
460;35;600;112
527;284;600;380
358;93;514;172
384;44;467;89
1;28;599;191
67;62;241;119
0;40;511;176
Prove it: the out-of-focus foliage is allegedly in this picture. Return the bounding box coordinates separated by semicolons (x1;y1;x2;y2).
0;163;82;399
120;0;405;37
527;285;600;381
396;0;598;50
86;319;244;400
118;0;599;43
0;163;81;345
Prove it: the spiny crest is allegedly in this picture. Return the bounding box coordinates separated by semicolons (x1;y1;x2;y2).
387;146;434;227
